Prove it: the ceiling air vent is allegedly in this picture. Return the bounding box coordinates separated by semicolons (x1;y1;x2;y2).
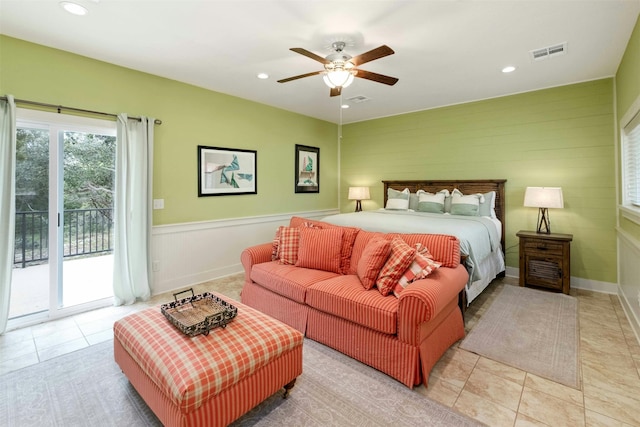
530;42;567;61
347;95;370;104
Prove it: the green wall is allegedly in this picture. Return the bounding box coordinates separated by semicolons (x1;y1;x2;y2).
341;79;617;283
0;35;338;225
2;31;634;284
616;15;640;241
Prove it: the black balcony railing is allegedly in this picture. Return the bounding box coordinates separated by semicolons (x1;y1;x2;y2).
14;208;114;268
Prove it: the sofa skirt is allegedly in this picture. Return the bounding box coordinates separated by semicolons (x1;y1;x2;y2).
306;309;421;387
242;279;465;388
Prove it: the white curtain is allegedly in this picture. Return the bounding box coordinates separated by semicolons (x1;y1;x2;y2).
113;114;154;305
0;95;16;334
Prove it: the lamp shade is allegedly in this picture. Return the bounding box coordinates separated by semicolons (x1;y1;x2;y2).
348;187;370;200
524;187;564;209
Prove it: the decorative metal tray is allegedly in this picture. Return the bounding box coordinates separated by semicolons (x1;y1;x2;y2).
160;289;238;337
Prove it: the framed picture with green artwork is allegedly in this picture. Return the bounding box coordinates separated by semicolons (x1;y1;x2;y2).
294;144;319;193
198;145;257;196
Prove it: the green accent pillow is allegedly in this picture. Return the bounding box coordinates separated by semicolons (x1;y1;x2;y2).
479;191;496;217
408;193;419;210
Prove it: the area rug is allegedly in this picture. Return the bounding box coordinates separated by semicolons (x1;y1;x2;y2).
460;285;580;389
0;339;484;427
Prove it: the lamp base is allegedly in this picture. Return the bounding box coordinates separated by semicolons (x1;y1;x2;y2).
536;207;551;234
355;200;362;212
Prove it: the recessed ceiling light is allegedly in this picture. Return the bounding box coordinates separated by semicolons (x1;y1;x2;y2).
341;104;350;109
502;66;516;73
257;73;269;79
60;1;88;15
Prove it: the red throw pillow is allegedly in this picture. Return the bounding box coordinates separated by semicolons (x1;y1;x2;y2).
296;227;343;274
357;237;392;290
277;226;301;265
392;251;442;298
376;237;417;296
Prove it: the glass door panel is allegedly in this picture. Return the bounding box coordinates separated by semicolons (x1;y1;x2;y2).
60;130;116;308
9;110;116;326
10;126;51;319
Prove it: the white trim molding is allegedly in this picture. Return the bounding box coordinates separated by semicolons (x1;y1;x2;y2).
150;209;338;295
620;205;640;226
504;266;618;294
617;227;640;345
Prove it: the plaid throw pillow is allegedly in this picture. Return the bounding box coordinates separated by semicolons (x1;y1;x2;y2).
272;222;322;261
392;249;442;298
277;226;301;265
376;237;417;296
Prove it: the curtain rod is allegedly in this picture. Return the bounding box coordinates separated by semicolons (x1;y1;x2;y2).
0;96;162;125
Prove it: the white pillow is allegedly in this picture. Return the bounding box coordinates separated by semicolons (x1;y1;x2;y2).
416;190;446;213
385;198;410;210
450;189;484;216
386;187;410;210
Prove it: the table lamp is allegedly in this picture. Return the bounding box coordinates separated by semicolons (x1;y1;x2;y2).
524;187;564;233
348;187;370;212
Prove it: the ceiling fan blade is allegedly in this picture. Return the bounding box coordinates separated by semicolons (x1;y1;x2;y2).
290;47;330;64
354;69;399;86
277;70;323;83
350;45;395;66
330;86;341;97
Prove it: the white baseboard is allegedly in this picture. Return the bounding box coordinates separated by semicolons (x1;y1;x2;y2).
616;228;640;346
504;266;617;294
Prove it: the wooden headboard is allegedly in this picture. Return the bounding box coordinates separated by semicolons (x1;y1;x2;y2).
382;179;507;253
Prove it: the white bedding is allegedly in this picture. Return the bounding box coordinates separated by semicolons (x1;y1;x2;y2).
322;210;505;304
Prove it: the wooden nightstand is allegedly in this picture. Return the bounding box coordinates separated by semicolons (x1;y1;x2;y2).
517;230;573;294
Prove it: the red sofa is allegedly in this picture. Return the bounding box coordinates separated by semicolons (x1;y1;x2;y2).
240;216;468;388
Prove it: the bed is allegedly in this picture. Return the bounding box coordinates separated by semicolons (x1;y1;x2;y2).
322;179;506;305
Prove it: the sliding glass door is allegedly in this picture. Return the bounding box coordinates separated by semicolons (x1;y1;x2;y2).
9;110;116;324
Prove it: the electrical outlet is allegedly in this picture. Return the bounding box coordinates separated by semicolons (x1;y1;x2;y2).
153;199;164;209
152;260;160;272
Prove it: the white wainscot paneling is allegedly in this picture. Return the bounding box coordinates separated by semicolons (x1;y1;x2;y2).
617;228;640;344
150;210;338;295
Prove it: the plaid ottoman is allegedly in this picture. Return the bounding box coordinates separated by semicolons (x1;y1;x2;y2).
113;293;303;427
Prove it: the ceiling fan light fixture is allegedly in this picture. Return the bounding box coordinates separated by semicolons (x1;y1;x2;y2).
323;70;355;88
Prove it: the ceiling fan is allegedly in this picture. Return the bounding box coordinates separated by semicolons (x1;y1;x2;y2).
278;41;399;97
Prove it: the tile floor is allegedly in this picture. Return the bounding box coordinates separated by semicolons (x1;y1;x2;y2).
1;274;639;427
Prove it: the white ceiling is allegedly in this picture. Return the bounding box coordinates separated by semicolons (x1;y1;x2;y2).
1;0;639;124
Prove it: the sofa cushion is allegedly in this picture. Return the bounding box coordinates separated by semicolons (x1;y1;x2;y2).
289;216;359;274
356;237;391;290
296;227;343;274
251;261;339;303
376;237;417;296
305;275;399;335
